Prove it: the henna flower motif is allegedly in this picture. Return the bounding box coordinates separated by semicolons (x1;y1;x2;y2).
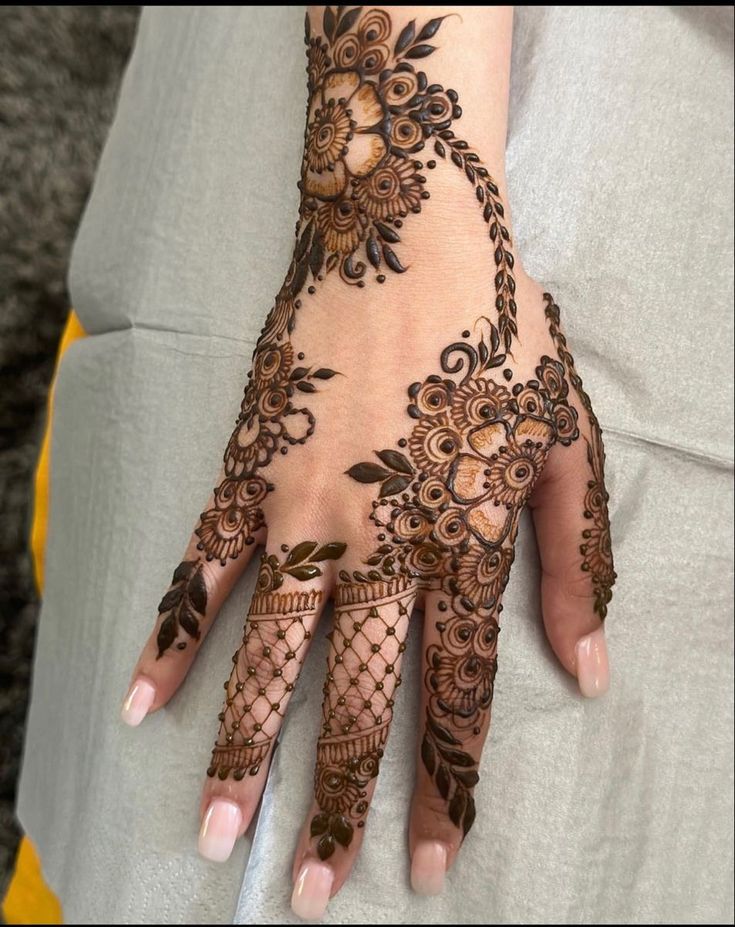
449;418;554;543
536;357;569;401
404;541;446;579
393;509;432;542
303;70;387;201
252;342;293;389
433;508;470;548
485;442;548;508
316;197;367;253
551;399;579;444
450;378;512;430
196;477;268;562
409;378;453;417
427;616;497;725
315;764;361;814
408;415;462;477
455;545;513;607
353;155;423;219
418;476;451;509
225;412;279;476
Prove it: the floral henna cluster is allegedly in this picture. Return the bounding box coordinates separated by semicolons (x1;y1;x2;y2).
343;316;581;836
543;294;616;617
155;5;521;657
207;541;346;780
302;6;517;349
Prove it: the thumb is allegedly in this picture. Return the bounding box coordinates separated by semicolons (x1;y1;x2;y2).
530;418;615;698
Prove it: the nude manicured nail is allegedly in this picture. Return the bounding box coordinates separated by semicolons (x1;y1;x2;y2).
575;628;610;698
291;860;334;920
120;678;156;727
411;841;447;896
198;800;242;862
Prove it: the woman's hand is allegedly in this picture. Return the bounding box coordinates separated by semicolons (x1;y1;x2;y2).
121;6;614;920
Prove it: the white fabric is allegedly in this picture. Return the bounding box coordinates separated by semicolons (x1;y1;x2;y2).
17;6;734;924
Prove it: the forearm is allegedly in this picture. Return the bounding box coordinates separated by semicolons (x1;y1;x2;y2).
301;6;520;341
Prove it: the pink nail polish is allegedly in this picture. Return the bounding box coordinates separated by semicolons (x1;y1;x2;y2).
411;841;447;896
120;678;156;727
291;860;334;921
575;628;610;698
198;800;242;863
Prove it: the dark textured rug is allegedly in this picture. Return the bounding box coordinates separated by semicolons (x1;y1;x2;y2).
0;5;140;898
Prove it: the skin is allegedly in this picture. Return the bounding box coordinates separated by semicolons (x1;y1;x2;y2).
124;5;614;912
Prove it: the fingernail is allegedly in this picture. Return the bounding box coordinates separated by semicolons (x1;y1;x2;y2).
198;800;242;863
120;678;156;727
291;860;334;921
411;841;447;896
575;628;610;698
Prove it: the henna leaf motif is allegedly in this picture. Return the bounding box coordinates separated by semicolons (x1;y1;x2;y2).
156;562;208;658
376;449;413;475
347;462;391;483
395;20;415;54
284;541;318;567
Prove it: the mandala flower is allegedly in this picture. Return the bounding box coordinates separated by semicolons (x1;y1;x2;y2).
418;477;451;509
225;415;279;476
353;155;423;219
382;71;419;106
515;386;545;417
450;378;512;430
316;197;367;253
315;765;361;814
390;114;424;152
303;70;387;201
536;357;569;401
257;387;289;420
196;478;267;562
485;442;547;507
423;91;454;127
433;508;470;547
252;342;293;389
356;8;392;44
408;415;462;476
393;509;432;542
428;642;496;725
404;541;445;579
551;399;579;444
456;545;513;607
449;418;554;543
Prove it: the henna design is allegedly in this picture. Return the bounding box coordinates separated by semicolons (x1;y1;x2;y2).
155;560;207;658
302;7;517;348
310;578;413;859
208;541;345;780
156;5;521;657
345;318;578;611
543;294;616;617
342;309;601;840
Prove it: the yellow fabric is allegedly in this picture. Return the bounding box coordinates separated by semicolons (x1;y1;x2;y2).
2;839;63;925
2;311;85;923
30;310;86;595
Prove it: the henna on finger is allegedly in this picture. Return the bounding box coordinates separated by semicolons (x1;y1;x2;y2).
208;542;345;781
344;312;602;838
543;294;616;617
310;578;415;860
